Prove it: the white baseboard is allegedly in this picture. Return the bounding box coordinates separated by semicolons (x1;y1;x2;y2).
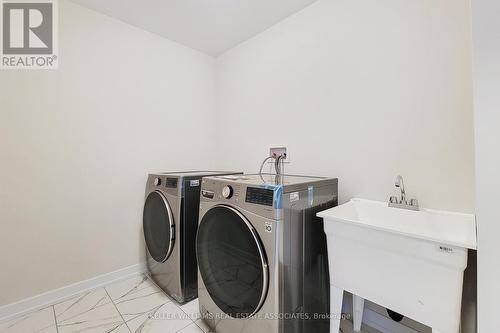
0;262;147;321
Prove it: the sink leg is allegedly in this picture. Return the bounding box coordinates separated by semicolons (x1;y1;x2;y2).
352;295;365;332
330;285;344;333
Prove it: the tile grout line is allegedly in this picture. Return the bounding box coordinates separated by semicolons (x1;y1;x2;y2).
104;286;132;333
174;320;195;333
194;320;208;333
176;302;197;325
144;274;201;332
51;305;59;333
176;298;208;332
175;300;203;332
144;274;176;305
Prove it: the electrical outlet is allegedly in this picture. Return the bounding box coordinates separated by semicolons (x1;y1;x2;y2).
269;146;288;160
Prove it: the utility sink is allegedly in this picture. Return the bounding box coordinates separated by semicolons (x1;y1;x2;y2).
318;199;477;333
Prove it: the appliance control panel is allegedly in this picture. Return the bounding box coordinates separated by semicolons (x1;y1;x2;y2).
245;187;274;206
165;178;178;188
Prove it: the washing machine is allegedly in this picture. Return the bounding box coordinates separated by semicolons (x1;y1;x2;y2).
143;171;241;304
196;174;338;333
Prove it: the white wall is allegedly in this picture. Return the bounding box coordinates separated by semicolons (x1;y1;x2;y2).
0;0;216;306
215;0;475;213
0;0;478;315
472;1;500;332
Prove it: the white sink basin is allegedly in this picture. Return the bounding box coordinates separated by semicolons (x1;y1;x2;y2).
318;199;477;333
319;198;477;250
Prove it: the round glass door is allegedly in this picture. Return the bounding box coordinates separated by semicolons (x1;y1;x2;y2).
196;205;268;318
143;191;175;263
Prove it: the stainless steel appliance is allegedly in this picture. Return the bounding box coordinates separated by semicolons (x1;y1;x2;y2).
143;171;241;304
196;174;338;333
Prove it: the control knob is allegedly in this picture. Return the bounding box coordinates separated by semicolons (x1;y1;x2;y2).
222;185;233;199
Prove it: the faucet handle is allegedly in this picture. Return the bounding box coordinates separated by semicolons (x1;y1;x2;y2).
409;199;419;207
389;196;399;204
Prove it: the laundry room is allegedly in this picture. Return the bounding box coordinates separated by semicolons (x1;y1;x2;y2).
0;0;497;333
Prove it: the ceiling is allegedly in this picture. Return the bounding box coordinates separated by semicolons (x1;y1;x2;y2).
69;0;319;56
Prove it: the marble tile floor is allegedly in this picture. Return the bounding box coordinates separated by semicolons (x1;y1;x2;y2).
0;274;380;333
0;275;205;333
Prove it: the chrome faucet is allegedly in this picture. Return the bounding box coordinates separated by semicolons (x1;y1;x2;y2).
395;175;406;204
389;175;419;211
